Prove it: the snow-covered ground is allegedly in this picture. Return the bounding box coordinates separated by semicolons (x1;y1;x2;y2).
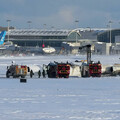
0;55;120;120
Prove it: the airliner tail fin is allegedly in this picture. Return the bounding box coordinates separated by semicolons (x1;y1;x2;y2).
0;31;6;45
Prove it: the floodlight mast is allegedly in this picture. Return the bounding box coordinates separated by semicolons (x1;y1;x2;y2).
75;20;79;44
109;21;113;43
6;19;11;42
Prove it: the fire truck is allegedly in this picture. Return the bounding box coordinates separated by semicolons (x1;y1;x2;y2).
89;61;101;77
79;44;102;77
57;63;70;78
47;62;70;78
6;65;28;78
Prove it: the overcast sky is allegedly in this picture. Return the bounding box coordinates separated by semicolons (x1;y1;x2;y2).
0;0;120;29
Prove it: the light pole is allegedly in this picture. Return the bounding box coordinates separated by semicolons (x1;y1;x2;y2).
109;21;113;43
6;19;11;42
75;20;79;44
106;24;110;41
27;21;32;29
42;24;46;48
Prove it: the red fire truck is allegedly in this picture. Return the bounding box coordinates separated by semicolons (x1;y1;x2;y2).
47;62;70;78
79;45;102;77
57;63;70;78
89;62;102;77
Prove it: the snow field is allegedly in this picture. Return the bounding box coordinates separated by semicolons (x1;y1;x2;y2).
0;55;119;120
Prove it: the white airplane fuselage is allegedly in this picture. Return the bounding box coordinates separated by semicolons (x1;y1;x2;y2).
42;47;56;54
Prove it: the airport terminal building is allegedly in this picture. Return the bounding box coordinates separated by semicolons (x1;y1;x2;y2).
5;28;120;55
96;29;120;55
97;29;120;43
3;28;120;46
5;28;103;48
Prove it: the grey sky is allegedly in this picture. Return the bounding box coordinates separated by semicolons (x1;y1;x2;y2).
0;0;120;29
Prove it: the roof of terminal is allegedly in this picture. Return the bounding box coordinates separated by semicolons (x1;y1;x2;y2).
8;29;70;36
7;28;106;36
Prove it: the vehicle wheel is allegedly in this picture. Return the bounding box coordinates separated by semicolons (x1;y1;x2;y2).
30;70;33;78
67;75;69;78
56;75;59;78
13;75;16;78
59;75;62;78
6;70;10;78
64;75;69;78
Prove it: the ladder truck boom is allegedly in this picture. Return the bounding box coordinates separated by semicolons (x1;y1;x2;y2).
79;44;91;64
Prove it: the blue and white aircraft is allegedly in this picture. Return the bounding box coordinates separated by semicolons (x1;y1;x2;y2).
0;31;6;45
0;31;16;50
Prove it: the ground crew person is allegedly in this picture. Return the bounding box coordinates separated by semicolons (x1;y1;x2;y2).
42;69;45;78
38;70;41;78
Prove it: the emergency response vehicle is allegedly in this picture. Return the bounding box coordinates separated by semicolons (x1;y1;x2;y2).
6;65;28;78
89;61;101;77
47;62;70;78
79;45;102;77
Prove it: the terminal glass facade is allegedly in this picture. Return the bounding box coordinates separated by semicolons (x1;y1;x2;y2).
97;29;120;43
